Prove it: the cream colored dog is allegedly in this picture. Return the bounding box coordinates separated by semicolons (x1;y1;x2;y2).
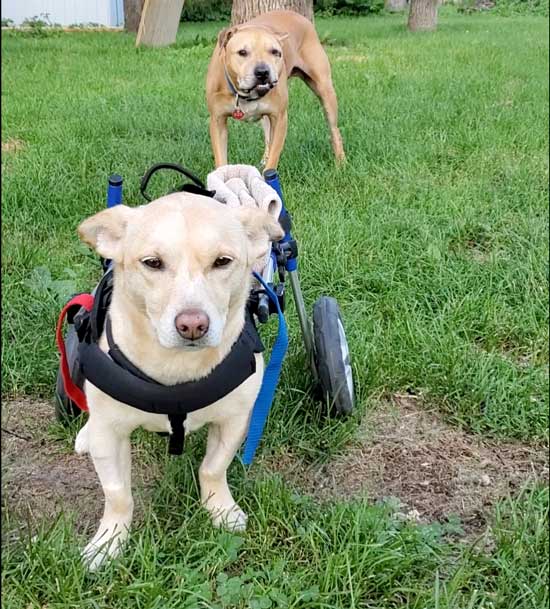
206;10;345;169
75;192;283;570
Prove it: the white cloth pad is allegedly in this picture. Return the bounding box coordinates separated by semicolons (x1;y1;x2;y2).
206;164;282;220
206;164;283;275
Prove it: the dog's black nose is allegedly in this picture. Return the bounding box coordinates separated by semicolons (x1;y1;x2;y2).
254;64;270;83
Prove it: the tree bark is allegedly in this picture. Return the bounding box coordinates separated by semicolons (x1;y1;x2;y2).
385;0;408;11
124;0;145;32
231;0;313;25
407;0;438;30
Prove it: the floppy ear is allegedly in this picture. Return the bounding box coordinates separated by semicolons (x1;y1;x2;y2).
236;207;284;270
78;205;135;262
218;26;236;51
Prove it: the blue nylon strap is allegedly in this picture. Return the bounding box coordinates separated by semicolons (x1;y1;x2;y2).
242;272;288;465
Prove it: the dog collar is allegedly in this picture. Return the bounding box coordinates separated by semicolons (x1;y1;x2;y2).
223;64;277;120
231;94;245;120
223;65;252;119
224;65;249;100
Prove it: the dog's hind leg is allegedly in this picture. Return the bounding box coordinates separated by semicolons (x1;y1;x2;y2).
297;53;346;164
82;416;134;570
199;415;250;531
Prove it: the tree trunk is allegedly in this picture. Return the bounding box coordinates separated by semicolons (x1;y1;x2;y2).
124;0;145;32
231;0;313;26
407;0;438;31
385;0;408;11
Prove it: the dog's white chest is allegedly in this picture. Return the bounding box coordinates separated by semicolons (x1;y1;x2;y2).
239;100;268;123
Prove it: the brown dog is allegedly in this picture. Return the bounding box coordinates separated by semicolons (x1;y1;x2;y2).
206;10;345;169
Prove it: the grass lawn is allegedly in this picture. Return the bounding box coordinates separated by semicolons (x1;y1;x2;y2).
2;9;548;609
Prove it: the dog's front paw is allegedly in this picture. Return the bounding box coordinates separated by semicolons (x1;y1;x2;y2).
211;504;248;532
75;423;89;455
82;525;128;571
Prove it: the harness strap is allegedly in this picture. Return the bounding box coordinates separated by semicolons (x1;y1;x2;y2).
106;315;188;455
56;293;95;412
242;273;288;465
105;316;159;384
168;414;186;455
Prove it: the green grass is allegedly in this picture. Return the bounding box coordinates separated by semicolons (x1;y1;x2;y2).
2;10;548;608
2;467;548;608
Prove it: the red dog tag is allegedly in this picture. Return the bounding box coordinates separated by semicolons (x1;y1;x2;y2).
232;108;245;120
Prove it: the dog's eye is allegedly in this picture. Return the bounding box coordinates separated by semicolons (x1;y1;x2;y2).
271;48;281;57
238;49;248;57
141;257;163;270
213;256;233;269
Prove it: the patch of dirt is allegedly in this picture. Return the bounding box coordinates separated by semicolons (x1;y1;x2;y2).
3;396;547;540
2;138;26;154
264;394;548;533
2;398;160;540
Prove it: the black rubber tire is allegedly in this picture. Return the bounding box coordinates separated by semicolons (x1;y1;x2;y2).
313;296;354;415
54;325;84;423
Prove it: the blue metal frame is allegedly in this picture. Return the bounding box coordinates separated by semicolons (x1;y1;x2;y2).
107;174;123;207
263;170;297;272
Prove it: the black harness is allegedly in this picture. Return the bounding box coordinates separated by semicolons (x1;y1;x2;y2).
73;269;264;454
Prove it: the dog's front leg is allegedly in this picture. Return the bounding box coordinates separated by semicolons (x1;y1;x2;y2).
82;417;134;570
264;111;288;170
199;415;250;531
261;116;271;167
210;113;229;167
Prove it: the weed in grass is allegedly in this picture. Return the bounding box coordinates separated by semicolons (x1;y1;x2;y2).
19;13;62;38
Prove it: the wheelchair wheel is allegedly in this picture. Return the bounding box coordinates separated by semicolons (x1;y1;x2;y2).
54;325;84;423
313;296;354;415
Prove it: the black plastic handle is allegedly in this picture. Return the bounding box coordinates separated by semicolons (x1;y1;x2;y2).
140;163;207;202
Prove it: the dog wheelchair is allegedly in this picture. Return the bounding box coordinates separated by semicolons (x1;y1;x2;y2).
55;163;354;462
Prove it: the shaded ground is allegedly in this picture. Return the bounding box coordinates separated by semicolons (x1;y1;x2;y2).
263;394;548;533
2;396;547;540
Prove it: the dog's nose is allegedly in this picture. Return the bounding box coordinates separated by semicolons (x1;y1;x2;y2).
254;64;270;83
174;309;210;341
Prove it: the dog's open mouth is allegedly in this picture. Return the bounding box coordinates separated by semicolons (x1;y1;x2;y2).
242;81;277;98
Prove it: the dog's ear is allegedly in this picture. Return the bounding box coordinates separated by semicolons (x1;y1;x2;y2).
236;207;284;270
237;206;284;242
259;23;288;43
78;205;135;262
218;26;236;51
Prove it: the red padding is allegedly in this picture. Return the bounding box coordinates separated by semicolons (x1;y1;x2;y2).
56;294;94;412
